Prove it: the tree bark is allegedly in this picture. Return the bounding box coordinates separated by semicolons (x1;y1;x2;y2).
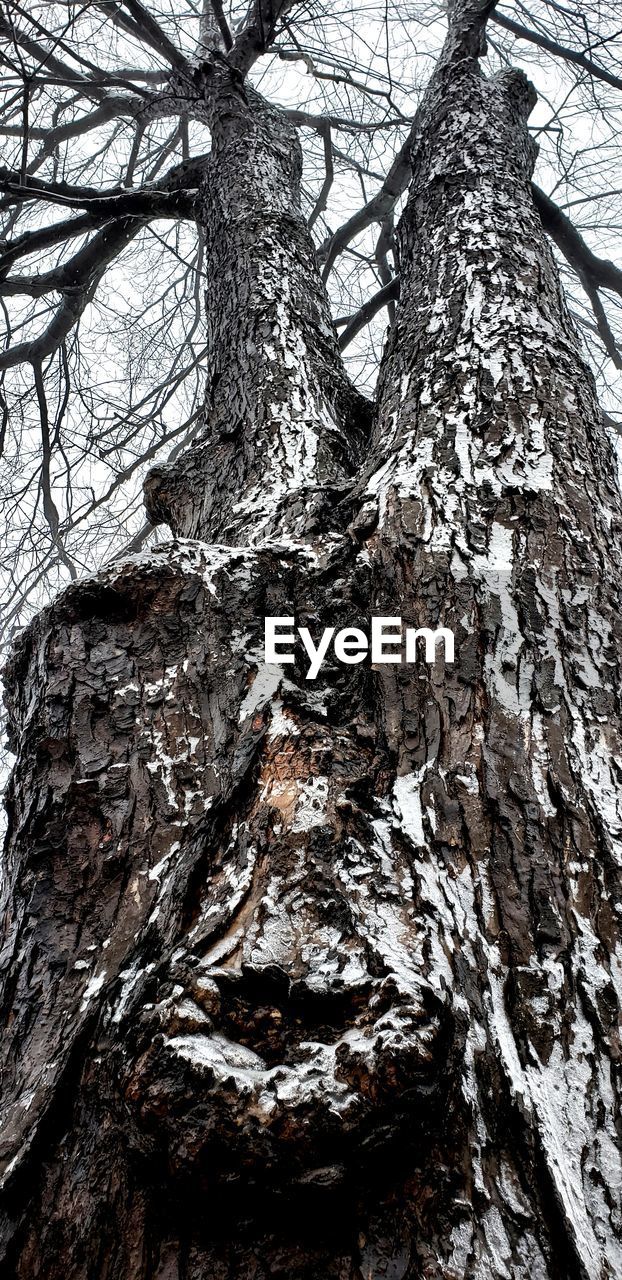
143;72;370;544
1;2;621;1278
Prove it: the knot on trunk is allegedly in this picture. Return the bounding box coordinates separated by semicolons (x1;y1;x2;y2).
143;462;179;527
494;67;538;121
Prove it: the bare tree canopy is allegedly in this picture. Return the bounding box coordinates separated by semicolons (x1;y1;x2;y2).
1;0;622;636
1;1;622;1278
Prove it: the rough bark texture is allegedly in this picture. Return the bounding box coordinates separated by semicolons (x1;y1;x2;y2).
143;74;370;544
1;2;621;1277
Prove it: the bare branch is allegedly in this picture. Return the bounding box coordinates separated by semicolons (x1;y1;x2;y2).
0;213;101;276
33;361;78;580
0;171;198;220
319;132;412;278
230;0;300;75
308;121;333;230
375;217;396;326
579;272;622;369
95;0;191;74
0;97;142;145
199;0;233;53
492;9;622;93
533;184;622;300
0;216;143;368
0;10;151;100
337;277;399;350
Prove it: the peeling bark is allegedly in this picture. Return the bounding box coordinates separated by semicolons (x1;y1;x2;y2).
143;75;370;544
1;2;621;1278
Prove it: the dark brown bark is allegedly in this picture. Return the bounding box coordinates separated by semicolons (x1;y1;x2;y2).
1;2;621;1277
143;74;370;545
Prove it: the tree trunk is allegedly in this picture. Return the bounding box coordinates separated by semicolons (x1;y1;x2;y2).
1;3;621;1278
143;73;370;545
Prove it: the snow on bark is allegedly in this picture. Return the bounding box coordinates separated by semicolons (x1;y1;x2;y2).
143;76;370;545
357;1;622;1273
